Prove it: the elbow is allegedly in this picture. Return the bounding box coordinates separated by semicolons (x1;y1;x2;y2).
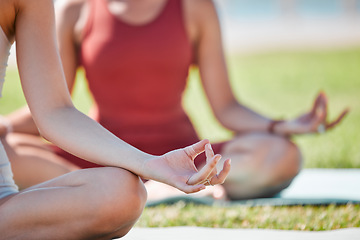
30;104;75;141
31;113;56;141
38;127;51;142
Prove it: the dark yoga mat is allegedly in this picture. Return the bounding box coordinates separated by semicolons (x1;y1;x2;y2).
146;169;360;207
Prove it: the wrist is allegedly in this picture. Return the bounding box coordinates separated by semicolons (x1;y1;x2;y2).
0;115;13;136
138;153;156;180
268;119;284;135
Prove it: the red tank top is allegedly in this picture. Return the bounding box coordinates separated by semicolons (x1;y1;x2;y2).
79;0;199;156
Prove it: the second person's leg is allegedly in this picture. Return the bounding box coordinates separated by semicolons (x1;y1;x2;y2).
3;133;79;189
219;133;302;200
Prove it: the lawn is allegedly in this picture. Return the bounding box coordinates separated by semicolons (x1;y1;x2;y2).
1;48;359;230
137;203;360;230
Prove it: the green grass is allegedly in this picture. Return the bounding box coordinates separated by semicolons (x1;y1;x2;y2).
1;48;359;230
137;203;360;230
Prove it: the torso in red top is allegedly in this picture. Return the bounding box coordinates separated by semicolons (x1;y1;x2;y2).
79;0;199;156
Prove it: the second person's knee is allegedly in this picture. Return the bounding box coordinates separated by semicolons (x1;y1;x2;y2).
276;138;302;181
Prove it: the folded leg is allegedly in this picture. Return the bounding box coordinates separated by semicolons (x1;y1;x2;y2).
0;167;147;239
219;133;302;200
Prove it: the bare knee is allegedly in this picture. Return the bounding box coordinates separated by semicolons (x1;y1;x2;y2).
273;137;302;182
3;133;51;162
88;168;147;238
253;135;302;184
221;133;302;199
4;133;42;149
224;133;302;180
2;133;26;159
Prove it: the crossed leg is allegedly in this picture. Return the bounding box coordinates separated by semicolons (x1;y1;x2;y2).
0;167;147;240
219;133;302;200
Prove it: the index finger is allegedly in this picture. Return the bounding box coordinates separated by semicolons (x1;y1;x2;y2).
187;154;221;185
326;108;349;130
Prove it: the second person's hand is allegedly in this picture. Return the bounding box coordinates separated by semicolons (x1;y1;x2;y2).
276;92;349;136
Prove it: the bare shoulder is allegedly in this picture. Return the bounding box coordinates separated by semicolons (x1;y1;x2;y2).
0;0;18;40
184;0;218;21
16;0;55;11
185;0;216;10
183;0;220;32
55;0;88;24
0;0;57;40
0;0;15;11
55;0;91;45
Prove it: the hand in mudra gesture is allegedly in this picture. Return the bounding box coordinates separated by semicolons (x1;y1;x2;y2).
141;139;231;194
280;92;349;136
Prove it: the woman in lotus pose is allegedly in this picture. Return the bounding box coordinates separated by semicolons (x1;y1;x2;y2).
0;0;230;238
1;0;346;200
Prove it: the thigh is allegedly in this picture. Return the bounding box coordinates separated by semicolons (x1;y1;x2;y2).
0;167;146;239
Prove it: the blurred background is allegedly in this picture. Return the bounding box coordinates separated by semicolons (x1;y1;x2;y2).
216;0;360;53
6;0;360;62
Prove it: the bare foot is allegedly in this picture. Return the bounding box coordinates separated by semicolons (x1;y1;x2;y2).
145;180;227;202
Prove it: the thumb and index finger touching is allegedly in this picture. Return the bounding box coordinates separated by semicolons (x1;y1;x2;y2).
187;143;219;185
183;139;209;161
313;92;349;130
187;141;231;186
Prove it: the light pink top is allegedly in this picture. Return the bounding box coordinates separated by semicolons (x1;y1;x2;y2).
0;27;11;98
0;26;18;199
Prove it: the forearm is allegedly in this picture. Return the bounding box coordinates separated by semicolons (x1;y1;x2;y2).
215;100;273;134
35;105;151;176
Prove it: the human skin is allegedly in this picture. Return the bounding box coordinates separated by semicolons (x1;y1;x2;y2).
1;0;347;199
0;0;230;238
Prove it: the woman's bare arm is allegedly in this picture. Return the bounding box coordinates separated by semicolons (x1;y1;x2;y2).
193;0;271;134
